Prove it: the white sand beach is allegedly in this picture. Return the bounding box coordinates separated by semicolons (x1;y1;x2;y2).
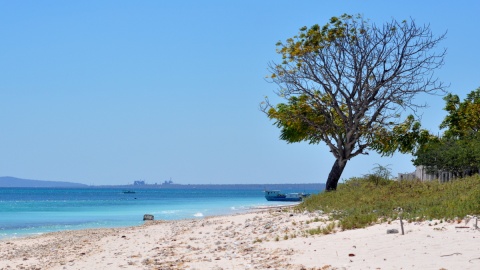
1;208;479;270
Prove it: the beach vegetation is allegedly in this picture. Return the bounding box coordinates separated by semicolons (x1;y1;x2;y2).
307;222;336;235
322;222;336;234
361;163;394;186
299;174;480;230
306;216;326;225
262;14;446;191
307;226;322;235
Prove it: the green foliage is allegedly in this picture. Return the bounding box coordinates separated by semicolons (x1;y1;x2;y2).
440;87;480;138
370;115;436;156
267;94;345;144
413;133;480;176
298;175;480;230
413;87;480;176
275;14;368;65
268;95;322;144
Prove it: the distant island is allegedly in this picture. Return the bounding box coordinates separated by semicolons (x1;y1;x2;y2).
0;176;88;188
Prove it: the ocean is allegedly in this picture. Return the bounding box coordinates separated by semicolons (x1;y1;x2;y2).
0;185;322;239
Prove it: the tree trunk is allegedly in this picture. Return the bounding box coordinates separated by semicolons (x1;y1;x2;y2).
325;159;347;191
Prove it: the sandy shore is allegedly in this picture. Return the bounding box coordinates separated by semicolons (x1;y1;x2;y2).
1;208;479;270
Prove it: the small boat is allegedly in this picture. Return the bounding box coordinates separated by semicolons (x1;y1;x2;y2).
264;190;310;202
123;190;136;194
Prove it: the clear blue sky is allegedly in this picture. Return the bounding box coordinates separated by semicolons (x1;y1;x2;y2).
1;1;479;185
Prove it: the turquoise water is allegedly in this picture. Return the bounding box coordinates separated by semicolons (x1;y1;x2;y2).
0;187;317;239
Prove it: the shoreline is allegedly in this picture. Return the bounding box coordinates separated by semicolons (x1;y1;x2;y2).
0;203;298;241
1;208;480;269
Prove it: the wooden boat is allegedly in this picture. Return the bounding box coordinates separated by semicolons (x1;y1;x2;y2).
264;190;310;202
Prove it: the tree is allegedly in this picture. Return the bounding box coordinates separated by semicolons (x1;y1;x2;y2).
440;87;480;138
412;133;480;178
413;88;480;177
262;14;446;191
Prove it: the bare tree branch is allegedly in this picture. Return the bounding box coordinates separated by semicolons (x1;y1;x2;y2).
263;14;446;190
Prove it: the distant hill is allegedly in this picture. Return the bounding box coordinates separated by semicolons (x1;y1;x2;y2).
0;176;88;188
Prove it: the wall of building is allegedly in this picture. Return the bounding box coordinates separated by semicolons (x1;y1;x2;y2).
398;166;453;182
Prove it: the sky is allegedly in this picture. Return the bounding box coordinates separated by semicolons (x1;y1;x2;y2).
1;1;479;185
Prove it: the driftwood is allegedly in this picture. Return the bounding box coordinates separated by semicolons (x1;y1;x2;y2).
469;257;480;263
440;253;462;257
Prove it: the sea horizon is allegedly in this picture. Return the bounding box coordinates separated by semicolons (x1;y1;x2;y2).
0;176;326;188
